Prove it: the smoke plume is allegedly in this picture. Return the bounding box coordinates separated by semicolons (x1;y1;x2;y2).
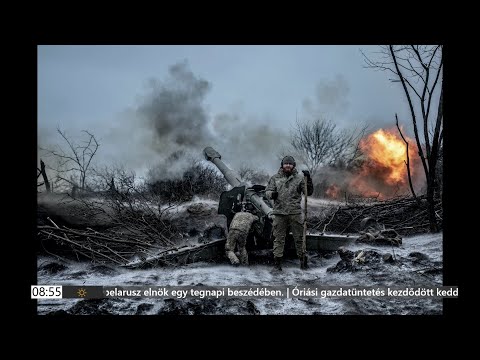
302;74;350;122
137;61;214;150
103;61;290;181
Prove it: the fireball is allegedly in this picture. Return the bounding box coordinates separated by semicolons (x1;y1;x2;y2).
350;128;420;199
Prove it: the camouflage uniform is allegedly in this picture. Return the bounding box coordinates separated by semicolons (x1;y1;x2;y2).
266;168;313;260
225;212;258;266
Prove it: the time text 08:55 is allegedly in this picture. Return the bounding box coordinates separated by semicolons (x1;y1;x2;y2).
31;286;62;299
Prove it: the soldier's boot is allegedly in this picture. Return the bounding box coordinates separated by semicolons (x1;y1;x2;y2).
226;250;240;267
271;256;283;272
300;254;309;270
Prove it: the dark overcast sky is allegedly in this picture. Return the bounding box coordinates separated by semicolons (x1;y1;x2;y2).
38;45;427;175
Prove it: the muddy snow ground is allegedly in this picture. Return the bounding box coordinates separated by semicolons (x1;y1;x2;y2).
37;231;443;315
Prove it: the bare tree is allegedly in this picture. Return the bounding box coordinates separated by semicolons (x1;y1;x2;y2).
40;128;100;194
238;164;270;185
362;45;443;232
91;164;136;194
37;159;51;192
290;118;367;176
146;158;228;202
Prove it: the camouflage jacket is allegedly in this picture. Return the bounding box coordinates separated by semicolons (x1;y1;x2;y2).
229;212;259;233
265;168;314;215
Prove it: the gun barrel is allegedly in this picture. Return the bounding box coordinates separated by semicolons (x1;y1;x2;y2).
204;147;273;218
246;189;273;218
203;147;243;187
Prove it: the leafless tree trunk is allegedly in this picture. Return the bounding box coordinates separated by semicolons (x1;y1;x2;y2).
90;164;137;195
38;159;51;193
362;45;443;232
109;177;116;192
290;118;367;176
395;114;417;202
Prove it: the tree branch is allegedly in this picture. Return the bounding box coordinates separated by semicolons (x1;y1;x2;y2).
396;114;418;202
389;45;429;178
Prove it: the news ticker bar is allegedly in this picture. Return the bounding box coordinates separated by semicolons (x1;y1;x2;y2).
32;285;459;300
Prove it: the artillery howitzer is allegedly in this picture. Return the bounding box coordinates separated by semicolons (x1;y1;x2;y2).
203;147;357;252
203;147;273;250
124;147;357;268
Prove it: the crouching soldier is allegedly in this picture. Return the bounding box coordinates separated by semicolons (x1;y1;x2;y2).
225;211;259;266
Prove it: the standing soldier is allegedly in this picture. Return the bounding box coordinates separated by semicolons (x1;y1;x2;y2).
225;211;259;266
266;155;313;271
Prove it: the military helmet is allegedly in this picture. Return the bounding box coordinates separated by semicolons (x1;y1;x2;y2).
281;155;296;167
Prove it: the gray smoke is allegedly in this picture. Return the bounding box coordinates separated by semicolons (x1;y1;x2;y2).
118;61;215;180
211;112;289;174
302;74;350;123
108;61;290;181
98;62;212;181
137;61;214;151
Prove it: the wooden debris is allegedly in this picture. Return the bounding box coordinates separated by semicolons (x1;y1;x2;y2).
310;195;441;236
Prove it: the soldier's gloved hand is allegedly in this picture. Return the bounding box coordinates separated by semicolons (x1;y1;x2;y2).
301;170;311;178
271;191;278;200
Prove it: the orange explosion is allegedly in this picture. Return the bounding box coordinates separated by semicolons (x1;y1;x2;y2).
350;128;420;199
361;129;413;184
326;184;340;199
